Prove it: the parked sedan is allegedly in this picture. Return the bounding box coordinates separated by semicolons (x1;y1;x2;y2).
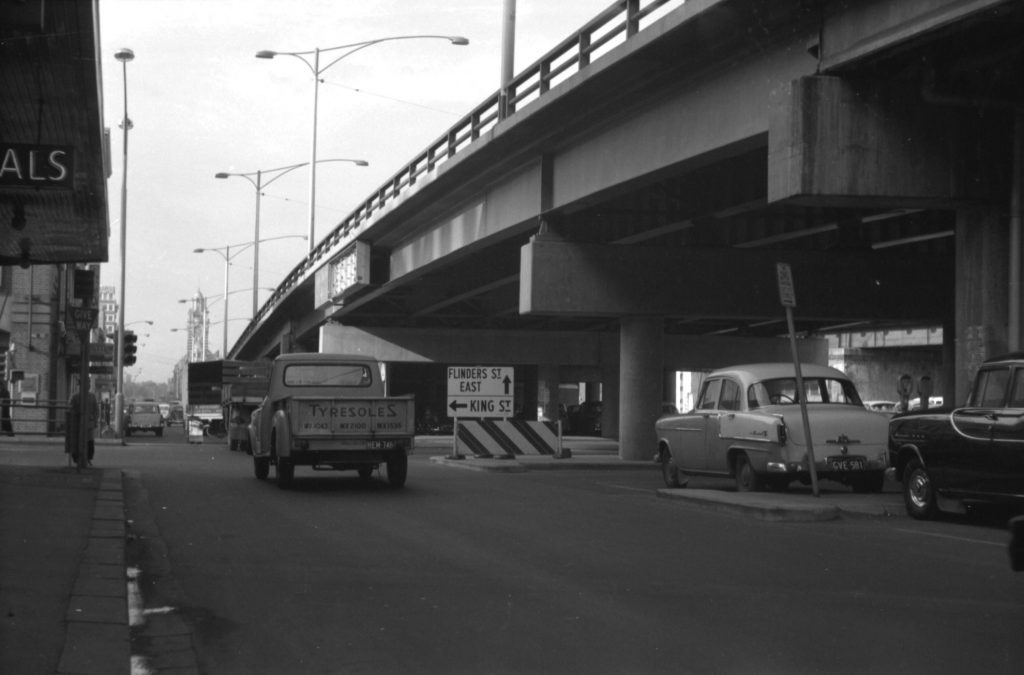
656;363;889;493
889;353;1024;519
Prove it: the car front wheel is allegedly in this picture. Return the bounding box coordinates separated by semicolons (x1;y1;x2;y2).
659;447;684;488
903;460;938;520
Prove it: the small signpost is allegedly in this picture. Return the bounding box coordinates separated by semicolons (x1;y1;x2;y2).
446;366;515;459
776;263;819;497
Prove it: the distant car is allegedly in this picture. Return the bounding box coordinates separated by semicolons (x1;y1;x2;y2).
158;402;170;424
166;404;185;426
889;353;1024;519
864;400;898;414
656;363;889;493
126;401;163;436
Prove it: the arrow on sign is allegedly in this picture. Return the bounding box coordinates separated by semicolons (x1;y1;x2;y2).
449;400;467;412
503;376;511;394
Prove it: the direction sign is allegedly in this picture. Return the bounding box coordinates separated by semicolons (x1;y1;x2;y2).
447;366;514;418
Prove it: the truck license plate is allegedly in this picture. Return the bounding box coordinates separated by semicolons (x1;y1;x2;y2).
827;456;865;471
368;440;397;450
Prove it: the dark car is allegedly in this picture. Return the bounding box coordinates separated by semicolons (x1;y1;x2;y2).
889;353;1024;519
567;401;602;435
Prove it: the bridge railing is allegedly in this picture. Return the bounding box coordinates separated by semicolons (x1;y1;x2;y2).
238;0;683;352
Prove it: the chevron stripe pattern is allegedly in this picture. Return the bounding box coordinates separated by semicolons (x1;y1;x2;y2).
456;420;560;457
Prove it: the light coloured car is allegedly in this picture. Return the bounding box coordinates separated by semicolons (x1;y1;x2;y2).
863;400;898;414
656;363;889;493
126;401;164;437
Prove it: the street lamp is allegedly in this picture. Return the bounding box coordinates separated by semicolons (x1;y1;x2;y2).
215;159;367;316
176;288;275;307
114;46;135;439
256;34;469;251
194;234;307;357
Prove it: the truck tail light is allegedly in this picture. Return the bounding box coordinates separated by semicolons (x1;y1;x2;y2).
777;423;788;445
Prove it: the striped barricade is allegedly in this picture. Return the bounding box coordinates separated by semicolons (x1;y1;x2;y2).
455;419;561;458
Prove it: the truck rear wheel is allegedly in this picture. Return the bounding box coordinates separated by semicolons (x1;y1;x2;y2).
254;456;269;480
276;458;294;489
387;454;408;489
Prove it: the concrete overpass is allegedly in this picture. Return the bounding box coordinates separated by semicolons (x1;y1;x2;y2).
230;0;1024;459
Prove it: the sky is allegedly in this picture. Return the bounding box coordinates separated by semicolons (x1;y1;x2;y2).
98;0;615;382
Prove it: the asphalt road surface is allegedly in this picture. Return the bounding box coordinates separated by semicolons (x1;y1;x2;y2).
116;433;1023;674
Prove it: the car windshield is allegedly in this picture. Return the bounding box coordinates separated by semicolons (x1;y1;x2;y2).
133;403;160;414
747;377;862;409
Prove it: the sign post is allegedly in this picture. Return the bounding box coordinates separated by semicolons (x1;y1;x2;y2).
446;366;515;459
776;263;819;497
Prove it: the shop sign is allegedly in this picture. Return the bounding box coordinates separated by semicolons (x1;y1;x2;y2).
0;143;74;189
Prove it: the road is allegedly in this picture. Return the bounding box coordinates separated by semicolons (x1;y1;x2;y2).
116;428;1023;674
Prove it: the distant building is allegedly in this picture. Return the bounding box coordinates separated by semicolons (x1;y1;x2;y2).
99;285;118;340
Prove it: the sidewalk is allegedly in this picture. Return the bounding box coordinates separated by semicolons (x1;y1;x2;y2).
0;437;129;675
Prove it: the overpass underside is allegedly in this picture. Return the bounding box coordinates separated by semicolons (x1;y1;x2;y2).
236;0;1024;459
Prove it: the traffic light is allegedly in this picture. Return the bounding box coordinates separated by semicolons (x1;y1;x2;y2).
123;330;138;366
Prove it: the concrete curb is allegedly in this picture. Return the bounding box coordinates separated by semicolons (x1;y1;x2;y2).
657;487;906;521
657;488;842;521
429;455;654;472
57;469;130;675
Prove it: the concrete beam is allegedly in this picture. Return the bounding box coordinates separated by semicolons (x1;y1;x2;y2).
819;0;1012;71
520;237;952;323
768;76;995;207
319;324;825;370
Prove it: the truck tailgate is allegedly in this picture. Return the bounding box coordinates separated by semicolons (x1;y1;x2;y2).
292;396;414;436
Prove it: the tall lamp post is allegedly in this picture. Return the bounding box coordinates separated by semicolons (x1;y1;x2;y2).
215;158;367;317
114;47;134;439
194;234;307;357
256;34;469;251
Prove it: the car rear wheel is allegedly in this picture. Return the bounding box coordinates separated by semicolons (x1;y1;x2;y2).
903;460;937;519
735;453;763;492
659;447;685;488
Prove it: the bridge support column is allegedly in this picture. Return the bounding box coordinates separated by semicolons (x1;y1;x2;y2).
537;364;560;424
955;207;1010;403
618;317;663;461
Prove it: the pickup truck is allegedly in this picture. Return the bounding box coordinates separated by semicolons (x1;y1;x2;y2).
248;353;415;489
889;353;1024;519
